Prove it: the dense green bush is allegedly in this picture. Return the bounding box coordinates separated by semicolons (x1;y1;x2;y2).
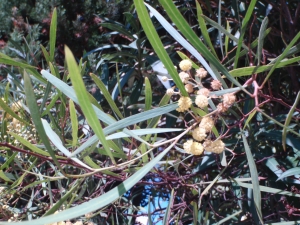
0;0;300;225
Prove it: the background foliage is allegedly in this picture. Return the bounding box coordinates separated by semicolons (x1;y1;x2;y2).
0;0;300;224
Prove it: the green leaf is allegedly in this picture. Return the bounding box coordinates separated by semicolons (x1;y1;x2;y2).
1;144;173;225
282;91;300;151
23;71;63;172
70;104;177;157
43;181;79;216
41;69;115;125
195;1;217;57
243;110;257;130
241;131;263;223
0;98;30;125
69;100;78;147
257;17;268;65
65;46;116;164
262;31;300;86
144;77;152;112
100;23;136;40
0;170;14;182
153;1;250;95
277;167;300;182
133;0;187;96
230;55;300;77
233;0;257;69
49;8;57;62
40;45;50;63
162;189;174;224
90;73;123;119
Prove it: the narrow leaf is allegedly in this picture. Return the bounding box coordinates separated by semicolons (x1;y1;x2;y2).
65;46;116;164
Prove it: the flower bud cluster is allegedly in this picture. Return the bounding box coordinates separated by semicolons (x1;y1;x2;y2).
160;58;238;155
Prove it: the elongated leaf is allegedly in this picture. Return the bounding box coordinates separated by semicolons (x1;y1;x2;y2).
0;144;173;225
133;0;187;96
262;31;300;86
41;69;115;125
65;46;116;164
257;17;268;65
0;98;29;125
154;1;250;95
276;167;300;182
162;189;174;224
49;8;57;62
41;119;92;170
241;131;263;223
23;71;63;172
69;100;78;147
282;91;300;151
100;23;135;39
144;77;152;112
195;1;217;57
43;181;79;216
90;73;123;119
233;0;257;69
230;55;300;77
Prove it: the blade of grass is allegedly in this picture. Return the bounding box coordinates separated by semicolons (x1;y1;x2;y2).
49;8;57;62
261;31;300;86
233;0;257;69
282;91;300;151
154;1;250;95
23;71;64;173
65;46;116;165
90;73;123;119
241;131;263;223
133;0;187;96
257;17;268;65
69;100;78;148
195;1;217;57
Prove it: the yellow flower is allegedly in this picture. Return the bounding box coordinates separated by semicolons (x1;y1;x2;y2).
195;94;208;109
179;59;192;71
196;68;207;78
223;93;236;106
203;139;225;154
211;79;222;90
192;127;206;141
183;140;204;155
197;88;210;97
177;96;192;112
199;117;214;133
179;72;190;83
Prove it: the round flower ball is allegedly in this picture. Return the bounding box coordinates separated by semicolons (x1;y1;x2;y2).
179;59;192;71
195;94;208;109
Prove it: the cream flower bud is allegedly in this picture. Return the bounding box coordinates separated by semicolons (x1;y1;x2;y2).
183;140;193;154
192;127;206;141
166;88;174;96
211;79;222;90
183;140;204;155
197;88;210;97
217;103;228;113
179;59;192;71
177;96;192;112
223;93;236;106
203;139;225;154
179;72;190;83
196;68;208;78
199;117;214;133
185;84;194;93
161;76;169;82
195;94;209;109
190;141;204;155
